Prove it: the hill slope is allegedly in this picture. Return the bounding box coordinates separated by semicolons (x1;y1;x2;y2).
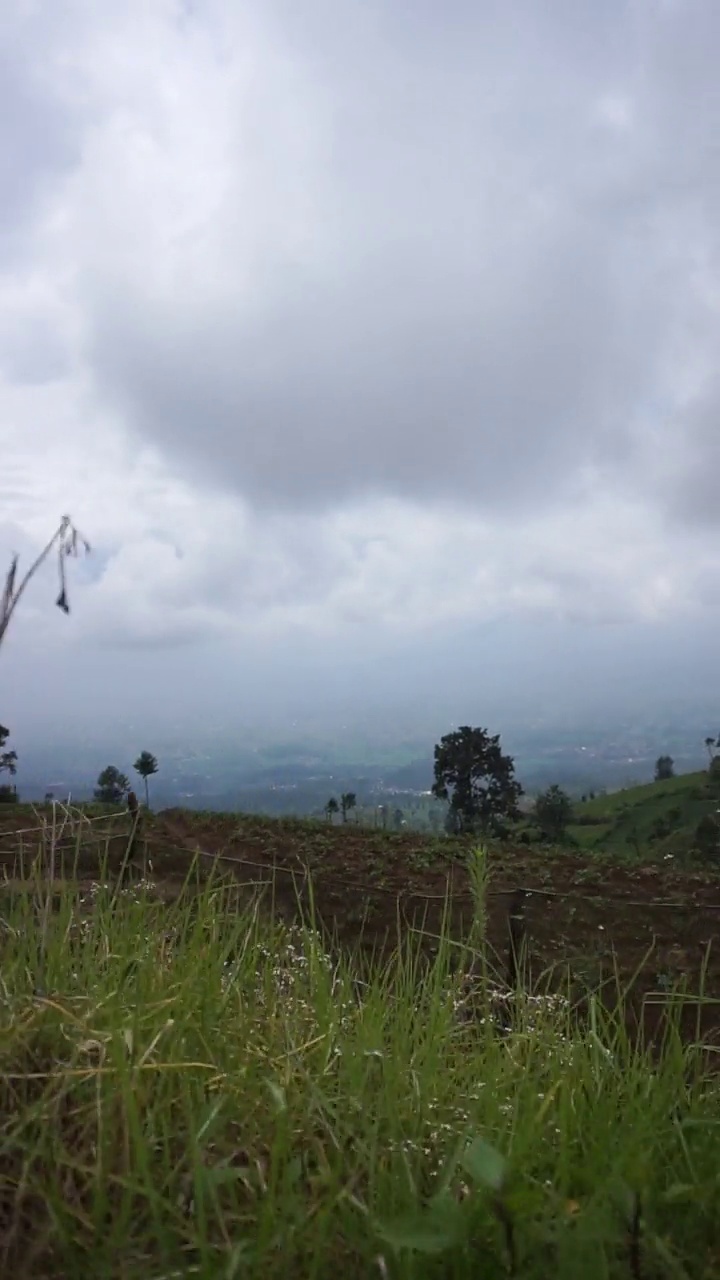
568;768;720;858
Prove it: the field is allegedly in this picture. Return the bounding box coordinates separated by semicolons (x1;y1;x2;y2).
565;769;720;860
2;801;720;1276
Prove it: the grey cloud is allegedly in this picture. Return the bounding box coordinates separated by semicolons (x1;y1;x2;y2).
66;0;720;521
0;27;80;262
0;314;70;385
1;0;719;535
663;384;720;529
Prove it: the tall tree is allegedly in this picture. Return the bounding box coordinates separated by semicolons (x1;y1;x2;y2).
1;515;90;652
340;792;357;823
0;724;17;776
654;755;675;782
324;797;339;823
534;784;573;841
94;766;130;805
432;725;523;835
134;751;159;807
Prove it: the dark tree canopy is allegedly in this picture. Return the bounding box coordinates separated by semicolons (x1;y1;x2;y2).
431;725;523;835
654;755;675;782
134;750;159;806
695;814;720;862
0;724;17;777
340;792;357;823
534;784;573;840
94;765;130;805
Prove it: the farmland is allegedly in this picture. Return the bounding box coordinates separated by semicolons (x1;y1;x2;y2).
1;800;720;1276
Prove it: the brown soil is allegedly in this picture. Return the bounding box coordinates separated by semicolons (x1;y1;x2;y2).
2;805;719;1049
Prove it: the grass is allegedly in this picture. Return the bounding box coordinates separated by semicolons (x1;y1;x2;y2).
1;845;720;1278
565;770;720;861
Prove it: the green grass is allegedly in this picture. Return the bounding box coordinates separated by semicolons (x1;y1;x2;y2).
1;856;720;1277
580;772;710;818
566;770;720;861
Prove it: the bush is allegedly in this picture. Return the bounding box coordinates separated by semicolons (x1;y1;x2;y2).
693;814;720;863
0;784;18;804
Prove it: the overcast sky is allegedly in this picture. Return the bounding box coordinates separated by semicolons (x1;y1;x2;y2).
2;0;720;744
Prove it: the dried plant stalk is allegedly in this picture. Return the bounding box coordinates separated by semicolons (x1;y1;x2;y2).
0;514;91;651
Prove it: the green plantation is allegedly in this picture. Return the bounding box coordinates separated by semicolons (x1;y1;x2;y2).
563;769;720;862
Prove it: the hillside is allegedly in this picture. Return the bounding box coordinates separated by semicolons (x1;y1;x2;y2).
566;768;720;860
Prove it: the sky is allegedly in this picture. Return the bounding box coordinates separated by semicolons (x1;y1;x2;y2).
2;0;720;749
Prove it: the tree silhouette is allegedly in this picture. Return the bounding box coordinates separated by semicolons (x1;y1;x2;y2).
94;766;130;805
134;751;159;807
705;736;719;766
534;784;573;840
654;755;675;782
432;725;523;835
1;515;90;652
695;814;720;862
325;797;339;823
0;724;17;777
340;792;357;823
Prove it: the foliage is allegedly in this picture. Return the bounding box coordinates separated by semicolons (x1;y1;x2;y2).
564;770;720;862
324;796;339;822
133;750;159;806
694;814;720;863
1;876;720;1276
432;725;523;835
0;722;17;776
534;783;573;840
340;791;357;823
94;765;130;805
654;754;675;782
0;784;17;803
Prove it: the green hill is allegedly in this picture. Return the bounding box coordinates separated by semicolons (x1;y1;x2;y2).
566;768;720;861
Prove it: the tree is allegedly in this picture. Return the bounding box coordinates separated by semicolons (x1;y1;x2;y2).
0;724;17;777
324;797;339;823
94;765;130;805
432;725;523;835
654;755;675;782
534;784;573;841
704;736;719;765
694;814;720;863
134;750;159;807
1;515;90;653
340;792;357;823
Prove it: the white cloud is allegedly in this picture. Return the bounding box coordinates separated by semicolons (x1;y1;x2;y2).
1;0;720;667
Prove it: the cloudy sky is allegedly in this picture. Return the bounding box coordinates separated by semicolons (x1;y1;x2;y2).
2;0;720;743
